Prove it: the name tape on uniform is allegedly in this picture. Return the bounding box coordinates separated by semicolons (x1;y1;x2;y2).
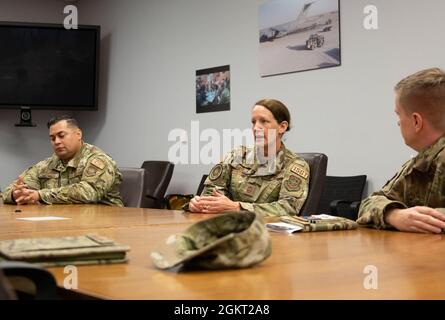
291;164;309;180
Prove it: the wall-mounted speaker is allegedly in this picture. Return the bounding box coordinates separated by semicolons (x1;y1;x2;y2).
15;107;36;127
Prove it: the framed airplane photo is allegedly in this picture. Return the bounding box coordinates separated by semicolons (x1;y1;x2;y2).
196;65;230;113
258;0;341;77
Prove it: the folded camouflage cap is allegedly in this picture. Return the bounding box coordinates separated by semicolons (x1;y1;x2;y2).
150;211;272;270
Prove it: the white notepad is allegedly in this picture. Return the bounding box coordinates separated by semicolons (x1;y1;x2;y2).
265;222;303;234
16;216;71;221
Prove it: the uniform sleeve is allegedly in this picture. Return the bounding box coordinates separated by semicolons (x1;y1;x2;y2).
357;167;408;229
239;159;310;217
200;149;235;197
2;164;43;204
200;162;232;197
356;194;407;229
38;156;119;205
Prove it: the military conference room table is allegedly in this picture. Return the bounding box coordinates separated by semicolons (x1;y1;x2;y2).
0;203;444;300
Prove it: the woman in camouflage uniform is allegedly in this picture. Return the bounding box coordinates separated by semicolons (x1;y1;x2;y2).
189;99;310;217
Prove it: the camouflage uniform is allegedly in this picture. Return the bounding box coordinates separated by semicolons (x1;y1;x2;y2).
201;145;310;217
357;135;445;229
2;143;123;206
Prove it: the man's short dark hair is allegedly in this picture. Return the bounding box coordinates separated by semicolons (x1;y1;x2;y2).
47;115;80;129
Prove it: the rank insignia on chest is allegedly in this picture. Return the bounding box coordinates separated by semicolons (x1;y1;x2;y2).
244;184;257;197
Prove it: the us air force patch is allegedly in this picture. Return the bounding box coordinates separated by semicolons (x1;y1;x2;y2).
291;164;309;180
85;166;98;177
284;175;301;192
209;164;223;181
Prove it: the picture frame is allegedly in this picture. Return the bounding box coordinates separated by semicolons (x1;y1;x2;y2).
258;0;341;77
196;65;230;113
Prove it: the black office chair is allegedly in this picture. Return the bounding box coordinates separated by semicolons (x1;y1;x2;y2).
140;161;174;208
0;261;58;300
0;269;16;299
118;167;146;208
196;174;209;195
297;153;328;216
317;175;367;220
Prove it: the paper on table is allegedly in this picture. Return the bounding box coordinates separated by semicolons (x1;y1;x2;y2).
16;216;71;221
265;222;303;234
308;214;339;220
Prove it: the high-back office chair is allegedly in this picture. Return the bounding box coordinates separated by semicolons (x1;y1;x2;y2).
317;175;367;220
118;167;146;208
0;261;58;300
140;161;174;208
297;153;328;216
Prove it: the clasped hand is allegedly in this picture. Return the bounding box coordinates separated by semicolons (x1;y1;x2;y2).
189;189;240;213
12;177;40;205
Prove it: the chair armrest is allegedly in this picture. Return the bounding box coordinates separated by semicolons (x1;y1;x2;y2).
0;261;58;300
146;193;159;200
350;201;362;215
330;200;354;215
329;200;362;220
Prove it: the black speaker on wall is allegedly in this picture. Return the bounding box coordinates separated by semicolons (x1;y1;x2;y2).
15;107;36;127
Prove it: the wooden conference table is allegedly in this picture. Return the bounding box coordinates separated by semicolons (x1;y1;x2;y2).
0;203;444;300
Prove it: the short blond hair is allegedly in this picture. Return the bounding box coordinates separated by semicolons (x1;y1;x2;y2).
395;68;445;131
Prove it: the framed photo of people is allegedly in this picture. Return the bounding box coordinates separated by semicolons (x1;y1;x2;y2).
196;65;230;113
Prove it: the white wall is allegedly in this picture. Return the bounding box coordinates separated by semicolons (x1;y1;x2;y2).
1;0;445;197
0;0;72;191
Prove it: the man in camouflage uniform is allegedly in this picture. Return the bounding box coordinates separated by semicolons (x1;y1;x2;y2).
2;115;123;206
188;99;309;217
357;68;445;233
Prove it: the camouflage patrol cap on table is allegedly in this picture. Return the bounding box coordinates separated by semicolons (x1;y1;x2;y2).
150;211;272;270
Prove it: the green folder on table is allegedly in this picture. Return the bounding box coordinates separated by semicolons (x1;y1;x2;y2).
0;233;130;267
280;214;358;232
